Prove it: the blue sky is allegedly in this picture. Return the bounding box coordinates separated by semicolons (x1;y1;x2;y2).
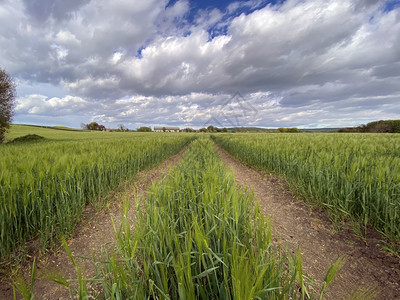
385;0;400;11
1;0;400;129
168;0;275;12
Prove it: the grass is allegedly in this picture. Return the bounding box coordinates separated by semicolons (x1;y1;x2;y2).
4;125;85;142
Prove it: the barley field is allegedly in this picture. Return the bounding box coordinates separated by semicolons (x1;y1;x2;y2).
84;138;337;299
212;133;400;242
0;125;194;258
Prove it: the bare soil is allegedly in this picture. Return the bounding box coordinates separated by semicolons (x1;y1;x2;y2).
217;146;400;299
0;149;186;300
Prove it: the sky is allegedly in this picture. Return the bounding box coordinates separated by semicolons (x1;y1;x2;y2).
1;0;400;129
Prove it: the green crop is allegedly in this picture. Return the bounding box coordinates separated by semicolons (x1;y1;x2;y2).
0;129;194;259
85;138;338;299
212;133;400;242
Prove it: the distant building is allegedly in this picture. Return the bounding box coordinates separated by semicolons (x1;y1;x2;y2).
154;126;180;132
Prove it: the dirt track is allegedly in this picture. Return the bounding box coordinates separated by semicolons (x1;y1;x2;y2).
217;145;400;300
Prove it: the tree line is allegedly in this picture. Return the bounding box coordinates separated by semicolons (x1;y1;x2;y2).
338;120;400;133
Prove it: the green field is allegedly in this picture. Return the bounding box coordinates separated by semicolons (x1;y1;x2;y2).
5;124;126;141
0;125;195;258
59;138;338;299
212;133;400;242
3;126;399;256
2;126;397;298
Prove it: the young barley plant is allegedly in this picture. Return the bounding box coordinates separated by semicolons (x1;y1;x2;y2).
0;132;195;260
72;137;340;299
212;133;400;243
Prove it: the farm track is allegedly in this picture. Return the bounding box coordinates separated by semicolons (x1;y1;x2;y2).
217;145;400;300
0;148;187;300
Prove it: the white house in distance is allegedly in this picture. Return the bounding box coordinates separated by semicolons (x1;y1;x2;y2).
154;126;180;132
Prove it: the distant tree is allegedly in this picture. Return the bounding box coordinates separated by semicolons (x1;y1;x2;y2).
162;127;166;132
207;125;217;132
183;128;194;132
87;122;98;130
0;69;16;143
365;120;400;133
370;122;391;133
338;120;400;133
118;124;129;132
199;128;207;132
137;126;152;132
222;127;228;132
277;127;302;133
84;122;106;131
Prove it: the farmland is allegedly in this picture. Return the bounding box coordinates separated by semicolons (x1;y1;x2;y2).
0;125;195;258
1;126;399;299
212;133;400;243
87;138;327;299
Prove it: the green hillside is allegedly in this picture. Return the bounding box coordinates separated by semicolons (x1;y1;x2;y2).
4;124;115;142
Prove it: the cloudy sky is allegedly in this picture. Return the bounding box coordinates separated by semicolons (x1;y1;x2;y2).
1;0;399;129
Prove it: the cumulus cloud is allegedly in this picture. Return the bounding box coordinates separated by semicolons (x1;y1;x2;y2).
16;94;94;116
2;0;400;128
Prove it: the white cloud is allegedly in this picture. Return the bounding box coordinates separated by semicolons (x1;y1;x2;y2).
109;51;124;65
50;44;69;61
3;0;400;128
55;30;80;46
16;94;93;116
